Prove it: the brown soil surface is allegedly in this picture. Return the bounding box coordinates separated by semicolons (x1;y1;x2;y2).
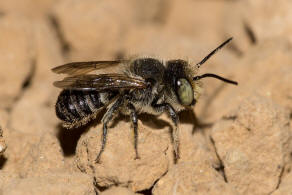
0;0;291;194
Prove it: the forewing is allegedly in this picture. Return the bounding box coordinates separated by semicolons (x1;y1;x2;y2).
53;74;147;91
52;60;125;75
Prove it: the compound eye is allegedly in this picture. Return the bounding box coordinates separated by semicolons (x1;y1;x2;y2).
176;78;194;106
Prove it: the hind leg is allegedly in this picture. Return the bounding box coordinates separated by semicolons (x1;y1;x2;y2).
95;97;123;163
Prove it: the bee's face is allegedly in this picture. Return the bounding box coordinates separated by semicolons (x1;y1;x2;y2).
164;60;196;107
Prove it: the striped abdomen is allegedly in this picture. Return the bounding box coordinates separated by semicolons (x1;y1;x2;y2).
55;90;117;128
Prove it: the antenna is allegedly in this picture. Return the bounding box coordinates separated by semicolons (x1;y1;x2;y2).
196;37;233;68
193;73;237;85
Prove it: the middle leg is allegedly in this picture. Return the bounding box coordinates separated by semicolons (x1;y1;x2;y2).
127;103;140;159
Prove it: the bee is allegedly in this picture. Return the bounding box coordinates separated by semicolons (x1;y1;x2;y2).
52;38;237;163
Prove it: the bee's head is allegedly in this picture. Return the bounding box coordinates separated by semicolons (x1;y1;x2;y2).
164;38;238;108
164;59;196;107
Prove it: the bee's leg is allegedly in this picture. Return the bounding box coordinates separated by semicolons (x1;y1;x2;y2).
127;103;140;160
95;97;123;163
152;103;180;160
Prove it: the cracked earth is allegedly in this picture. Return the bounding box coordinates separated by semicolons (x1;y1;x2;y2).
0;0;292;194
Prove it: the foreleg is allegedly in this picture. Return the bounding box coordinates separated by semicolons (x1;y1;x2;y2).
152;102;180;160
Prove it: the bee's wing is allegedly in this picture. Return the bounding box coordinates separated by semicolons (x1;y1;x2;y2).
51;60;125;75
53;74;147;91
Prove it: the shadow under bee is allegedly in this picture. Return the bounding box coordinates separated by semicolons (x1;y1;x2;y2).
56;107;213;158
56;109;174;157
178;110;212;134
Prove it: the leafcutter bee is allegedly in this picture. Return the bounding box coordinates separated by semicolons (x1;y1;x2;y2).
52;38;237;163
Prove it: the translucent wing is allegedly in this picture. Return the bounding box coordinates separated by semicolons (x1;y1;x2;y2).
52;60;125;75
53;74;147;91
